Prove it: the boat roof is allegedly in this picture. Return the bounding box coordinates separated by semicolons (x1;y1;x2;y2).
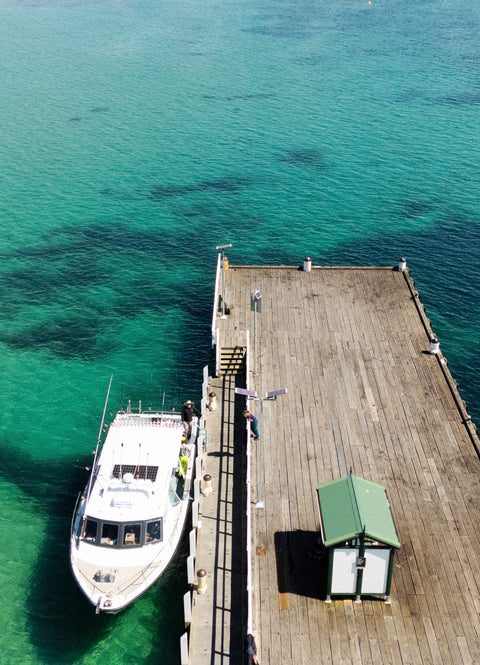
86;411;184;522
316;474;401;549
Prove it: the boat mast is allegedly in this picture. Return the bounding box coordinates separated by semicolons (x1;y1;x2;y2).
86;374;113;501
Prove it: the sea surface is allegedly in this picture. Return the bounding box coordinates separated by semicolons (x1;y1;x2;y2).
0;0;479;663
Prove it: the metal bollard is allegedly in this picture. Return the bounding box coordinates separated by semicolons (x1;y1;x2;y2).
429;336;440;354
303;256;312;272
398;257;407;271
207;392;217;411
197;568;208;594
202;474;213;496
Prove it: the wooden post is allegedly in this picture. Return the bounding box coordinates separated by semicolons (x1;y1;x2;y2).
183;591;192;627
180;632;188;665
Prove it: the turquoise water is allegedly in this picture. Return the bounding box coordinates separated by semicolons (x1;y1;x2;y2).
1;0;479;662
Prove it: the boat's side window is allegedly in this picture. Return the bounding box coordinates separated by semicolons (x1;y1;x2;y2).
123;524;141;546
146;519;163;544
101;523;118;546
84;518;98;542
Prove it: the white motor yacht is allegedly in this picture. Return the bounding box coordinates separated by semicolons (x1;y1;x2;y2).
70;402;196;612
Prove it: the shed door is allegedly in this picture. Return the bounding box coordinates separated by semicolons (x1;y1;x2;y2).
331;548;358;594
361;549;390;594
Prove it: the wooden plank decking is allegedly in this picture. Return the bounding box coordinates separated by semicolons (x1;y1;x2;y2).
188;375;246;665
190;264;480;665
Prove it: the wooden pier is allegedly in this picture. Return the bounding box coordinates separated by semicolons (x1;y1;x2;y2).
188;263;480;665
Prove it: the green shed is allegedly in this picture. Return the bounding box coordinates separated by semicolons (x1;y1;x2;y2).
316;473;400;602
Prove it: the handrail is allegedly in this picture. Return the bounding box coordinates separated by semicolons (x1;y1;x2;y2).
215;327;221;378
244;329;254;635
211;252;222;347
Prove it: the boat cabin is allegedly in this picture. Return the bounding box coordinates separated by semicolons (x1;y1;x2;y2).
316;473;400;601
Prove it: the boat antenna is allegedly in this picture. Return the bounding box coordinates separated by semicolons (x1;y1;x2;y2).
161;390;166;414
98;375;113;443
86;375;113;501
136;443;142;479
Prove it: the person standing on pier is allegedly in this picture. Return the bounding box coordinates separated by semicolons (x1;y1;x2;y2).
246;634;259;664
181;400;200;438
243;409;259;440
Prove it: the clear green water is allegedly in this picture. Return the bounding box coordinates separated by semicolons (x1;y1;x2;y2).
0;0;479;662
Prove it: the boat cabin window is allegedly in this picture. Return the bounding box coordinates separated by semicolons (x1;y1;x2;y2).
146;519;162;543
82;518;163;547
101;523;118;545
84;519;98;542
123;524;141;546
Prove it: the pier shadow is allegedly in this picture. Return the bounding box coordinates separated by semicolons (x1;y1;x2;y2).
231;375;248;661
274;530;328;600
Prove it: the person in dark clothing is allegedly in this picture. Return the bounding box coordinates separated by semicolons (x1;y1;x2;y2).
181;400;201;438
243;409;259;440
246;634;259;664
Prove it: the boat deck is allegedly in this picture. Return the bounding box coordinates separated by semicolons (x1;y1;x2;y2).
192;264;480;665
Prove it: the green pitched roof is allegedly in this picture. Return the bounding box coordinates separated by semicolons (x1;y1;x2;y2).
317;475;400;549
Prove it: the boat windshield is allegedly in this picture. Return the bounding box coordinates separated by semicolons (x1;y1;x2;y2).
123;524;141;546
84;518;98;542
146;519;162;543
81;517;163;547
101;523;118;546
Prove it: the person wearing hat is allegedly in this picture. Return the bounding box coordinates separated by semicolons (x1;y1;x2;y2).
243;409;259;440
181;400;201;438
